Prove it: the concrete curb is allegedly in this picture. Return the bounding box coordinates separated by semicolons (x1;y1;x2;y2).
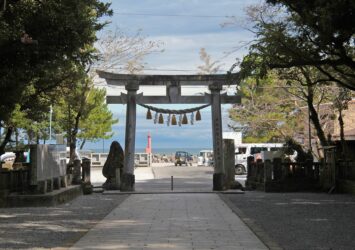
6;185;82;208
218;193;284;250
103;190;245;195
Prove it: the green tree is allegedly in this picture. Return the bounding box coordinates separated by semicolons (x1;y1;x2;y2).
53;69;92;162
229;73;299;142
331;86;352;155
276;66;333;147
266;0;355;71
53;69;118;162
232;4;352;149
239;2;355;89
0;0;112;152
77;88;118;150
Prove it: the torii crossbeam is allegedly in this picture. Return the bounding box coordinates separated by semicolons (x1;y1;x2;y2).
98;70;241;191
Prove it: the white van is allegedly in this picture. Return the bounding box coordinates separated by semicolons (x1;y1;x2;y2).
197;150;213;166
234;143;284;174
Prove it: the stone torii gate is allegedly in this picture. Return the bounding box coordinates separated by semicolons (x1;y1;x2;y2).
98;71;241;191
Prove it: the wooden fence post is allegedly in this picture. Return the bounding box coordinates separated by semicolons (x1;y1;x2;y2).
264;159;272;182
273;158;282;181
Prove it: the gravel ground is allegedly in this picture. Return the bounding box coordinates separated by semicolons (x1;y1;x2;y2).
0;193;128;249
223;191;355;250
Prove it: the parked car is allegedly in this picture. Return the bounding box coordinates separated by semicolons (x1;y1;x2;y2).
197;150;214;166
174;151;193;166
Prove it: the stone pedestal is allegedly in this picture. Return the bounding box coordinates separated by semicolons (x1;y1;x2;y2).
37;180;47;194
121;173;135;192
82;158;93;194
82;159;91;183
213;173;225;191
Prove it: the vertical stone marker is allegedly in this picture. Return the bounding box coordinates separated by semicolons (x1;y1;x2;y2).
223;139;235;189
210;83;225;191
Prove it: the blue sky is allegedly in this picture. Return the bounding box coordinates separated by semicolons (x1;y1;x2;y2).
85;0;261;152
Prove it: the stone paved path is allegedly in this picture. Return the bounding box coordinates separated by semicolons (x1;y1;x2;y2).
70;193;267;250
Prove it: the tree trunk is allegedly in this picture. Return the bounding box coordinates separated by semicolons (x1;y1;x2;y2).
69;111;81;163
307;86;329;147
15;128;19;148
0;126;14;155
80;139;86;150
338;109;346;156
27;129;34;144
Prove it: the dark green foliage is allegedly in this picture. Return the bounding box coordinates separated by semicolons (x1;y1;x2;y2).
0;0;112;122
256;0;355;89
228;73;301;143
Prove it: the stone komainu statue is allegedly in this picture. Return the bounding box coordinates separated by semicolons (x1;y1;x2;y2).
102;141;124;190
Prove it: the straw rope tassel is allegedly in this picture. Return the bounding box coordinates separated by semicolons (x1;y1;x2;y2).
146;109;152;119
182;114;188;124
158;113;164;124
196;110;201;121
171;114;177;125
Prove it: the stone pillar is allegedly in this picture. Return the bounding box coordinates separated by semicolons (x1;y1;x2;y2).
223;139;235;189
122;82;139;191
72;159;82;185
209;83;225;191
53;177;61;190
61;176;68;188
82;158;93;194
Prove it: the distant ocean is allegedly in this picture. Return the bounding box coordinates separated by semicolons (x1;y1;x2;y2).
86;148;209;156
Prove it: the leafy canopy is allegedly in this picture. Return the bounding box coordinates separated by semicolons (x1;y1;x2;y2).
0;0;112;121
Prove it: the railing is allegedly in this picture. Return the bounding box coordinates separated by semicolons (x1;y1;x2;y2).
90;153;109;167
80;152;152;167
246;157;321;192
0;168;30;193
134;153;152;167
338;160;355;181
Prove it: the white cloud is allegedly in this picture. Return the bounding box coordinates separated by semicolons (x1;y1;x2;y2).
142;31;253;74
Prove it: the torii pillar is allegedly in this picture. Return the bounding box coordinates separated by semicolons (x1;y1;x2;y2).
209;83;225;191
122;82;139;191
